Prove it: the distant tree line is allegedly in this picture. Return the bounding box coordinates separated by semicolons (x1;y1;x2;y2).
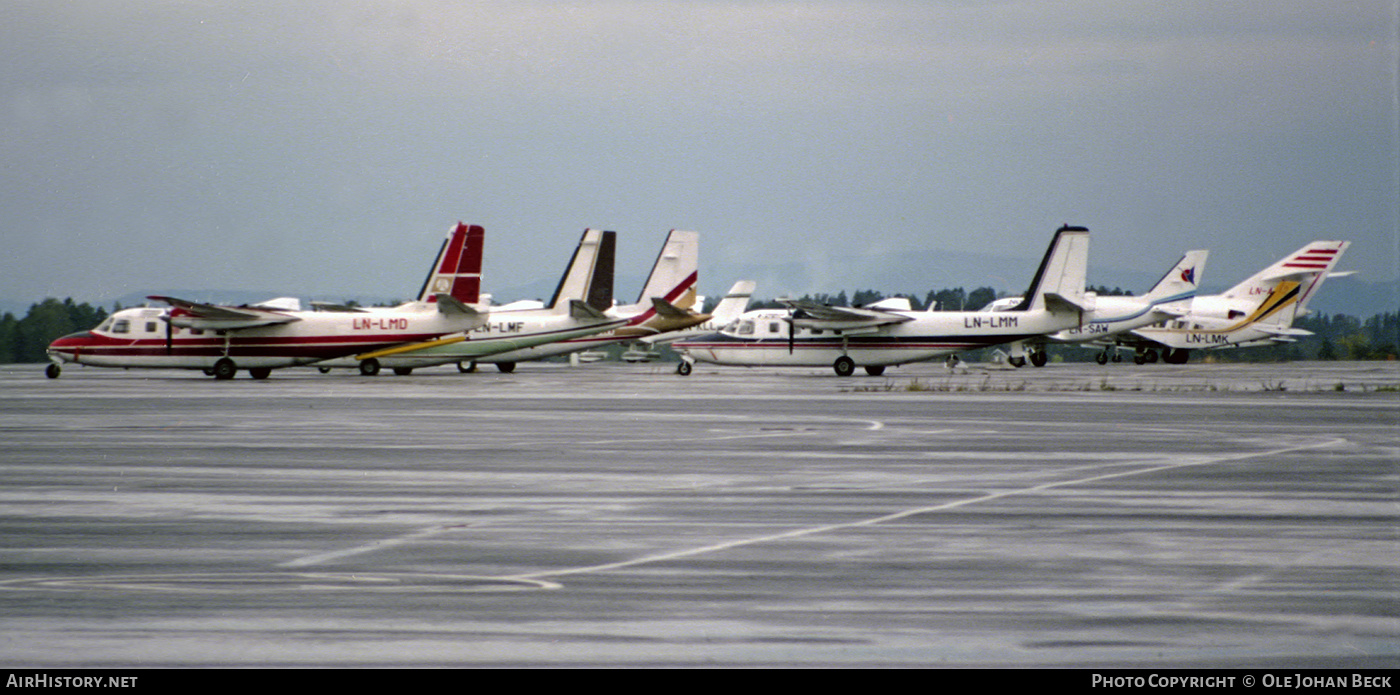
3;294;1395;363
0;299;110;363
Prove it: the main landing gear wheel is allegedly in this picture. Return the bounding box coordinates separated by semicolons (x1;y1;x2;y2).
317;366;331;374
248;367;272;380
212;358;237;380
1162;348;1191;364
1008;356;1027;368
359;358;381;376
45;364;61;379
457;361;476;373
677;361;693;376
393;367;414;376
1095;352;1109;365
864;365;885;376
496;362;516;373
833;356;855;377
1030;350;1048;367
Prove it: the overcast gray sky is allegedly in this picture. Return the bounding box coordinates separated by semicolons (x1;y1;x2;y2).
2;1;1395;305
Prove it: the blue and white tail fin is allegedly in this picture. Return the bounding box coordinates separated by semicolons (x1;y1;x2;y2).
417;222;484;305
1142;249;1208;313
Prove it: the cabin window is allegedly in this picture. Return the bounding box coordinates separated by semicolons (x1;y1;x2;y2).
811;329;823;335
145;322;159;333
191;328;204;336
112;320;130;334
768;322;781;334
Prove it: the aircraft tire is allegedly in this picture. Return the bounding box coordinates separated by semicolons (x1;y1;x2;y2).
1133;353;1146;365
677;361;692;376
1030;350;1048;367
864;365;885;376
1009;356;1026;368
833;356;855;377
457;361;476;373
496;362;516;374
212;358;237;380
359;358;381;376
45;363;61;379
1095;352;1108;365
249;367;272;380
393;367;414;376
317;366;331;374
1145;349;1159;363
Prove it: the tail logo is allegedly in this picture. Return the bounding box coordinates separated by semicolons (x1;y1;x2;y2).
1180;266;1197;285
1283;247;1338;270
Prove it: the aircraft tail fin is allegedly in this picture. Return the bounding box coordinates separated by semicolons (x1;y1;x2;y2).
710;280;756;325
1222;241;1349;300
418;222;484;305
1010;225;1091;314
547;229;615;313
1143;250;1208;302
630;230;700;311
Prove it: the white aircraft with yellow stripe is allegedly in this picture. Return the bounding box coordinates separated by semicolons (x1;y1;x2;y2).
1125;240;1350;364
467;229;711;371
318;226;628;375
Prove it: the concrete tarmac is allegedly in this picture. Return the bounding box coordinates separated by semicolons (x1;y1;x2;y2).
1;360;1397;667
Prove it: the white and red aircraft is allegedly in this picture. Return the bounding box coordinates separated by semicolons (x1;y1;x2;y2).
328;227;630;375
673;225;1091;376
44;223;490;379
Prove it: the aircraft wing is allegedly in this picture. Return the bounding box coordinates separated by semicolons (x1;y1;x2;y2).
309;301;370;313
148;295;301;331
781;299;914;331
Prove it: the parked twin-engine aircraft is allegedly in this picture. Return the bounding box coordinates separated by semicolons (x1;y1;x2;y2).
673;225;1091;376
984;249;1209;367
44;222;491;379
465;229;711;372
1121;240;1350;364
341;227;630;375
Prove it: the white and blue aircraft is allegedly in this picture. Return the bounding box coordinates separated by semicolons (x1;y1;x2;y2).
984;249;1208;366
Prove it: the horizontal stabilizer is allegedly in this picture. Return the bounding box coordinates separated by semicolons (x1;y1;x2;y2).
434;294;482;318
650;297;693;319
569;299;609;321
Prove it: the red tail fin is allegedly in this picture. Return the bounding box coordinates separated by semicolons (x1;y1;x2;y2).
418;222;484;304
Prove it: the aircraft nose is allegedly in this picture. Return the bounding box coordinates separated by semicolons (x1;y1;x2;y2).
47;331;95;359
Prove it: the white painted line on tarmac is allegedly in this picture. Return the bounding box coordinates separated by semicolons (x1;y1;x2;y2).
504;436;1348;583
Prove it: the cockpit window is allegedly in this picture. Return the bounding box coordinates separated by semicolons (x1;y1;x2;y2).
111;320;130;334
96;318;114;332
737;320;755;336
